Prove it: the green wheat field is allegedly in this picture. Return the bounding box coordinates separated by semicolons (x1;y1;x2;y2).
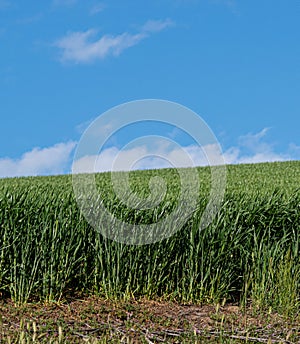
0;161;299;317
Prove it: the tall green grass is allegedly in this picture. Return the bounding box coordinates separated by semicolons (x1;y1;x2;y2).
0;161;299;316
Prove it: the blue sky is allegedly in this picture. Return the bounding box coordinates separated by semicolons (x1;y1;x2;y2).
0;0;299;177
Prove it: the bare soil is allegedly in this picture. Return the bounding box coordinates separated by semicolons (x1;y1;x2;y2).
0;296;299;343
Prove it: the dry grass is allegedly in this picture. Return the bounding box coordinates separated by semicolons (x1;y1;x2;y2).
1;297;299;343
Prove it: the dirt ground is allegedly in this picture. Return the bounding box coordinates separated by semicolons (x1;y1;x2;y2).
0;297;299;343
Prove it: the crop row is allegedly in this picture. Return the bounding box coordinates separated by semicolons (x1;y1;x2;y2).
0;161;299;316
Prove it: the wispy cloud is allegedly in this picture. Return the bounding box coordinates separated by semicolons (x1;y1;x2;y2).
0;0;12;10
52;0;77;7
0;142;76;178
16;13;43;25
225;128;292;164
209;0;239;14
54;19;173;64
89;2;105;15
55;30;144;63
0;27;6;37
141;19;174;33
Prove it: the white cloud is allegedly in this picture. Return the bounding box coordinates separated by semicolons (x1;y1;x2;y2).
0;142;76;178
73;128;300;173
2;128;299;178
54;19;173;64
72;142;224;174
